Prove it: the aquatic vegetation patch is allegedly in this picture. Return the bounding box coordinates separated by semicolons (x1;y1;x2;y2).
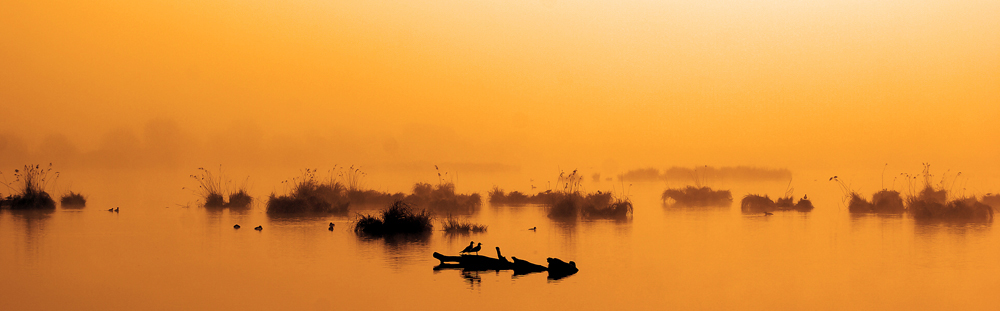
907;186;993;221
60;191;87;208
546;191;632;219
489;187;558;205
190;166;252;208
583;197;633;219
983;194;1000;210
442;217;487;234
405;182;481;213
267;169;349;215
354;200;433;235
661;186;732;207
226;189;253;208
1;164;58;210
619;166;792;182
741;194;776;212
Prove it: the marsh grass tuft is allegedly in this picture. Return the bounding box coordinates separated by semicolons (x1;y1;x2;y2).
661;186;732;207
60;191;87;208
1;164;58;210
741;194;775;212
441;217;487;234
354;200;433;235
983;194;1000;210
488;187;555;205
191;166;252;208
405;182;481;213
267;169;349;215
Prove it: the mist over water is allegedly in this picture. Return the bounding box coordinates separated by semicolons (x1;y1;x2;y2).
3;0;1000;309
3;175;1000;310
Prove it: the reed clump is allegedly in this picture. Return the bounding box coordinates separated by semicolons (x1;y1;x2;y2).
405;182;481;213
741;194;775;212
60;191;87;208
267;169;349;215
1;164;58;210
191;166;253;208
661;186;732;207
903;164;992;221
741;193;813;213
907;186;993;221
489;187;557;205
583;196;633;219
442;217;488;234
354;200;433;235
983;194;1000;210
546;191;632;219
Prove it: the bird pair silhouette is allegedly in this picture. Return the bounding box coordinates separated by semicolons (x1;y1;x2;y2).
460;242;482;255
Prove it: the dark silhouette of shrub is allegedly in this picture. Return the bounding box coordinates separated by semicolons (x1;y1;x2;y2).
871;190;904;213
775;196;794;208
267;169;349;214
191;166;252;208
793;198;814;212
489;187;558;205
661;186;732;206
60;191;87;208
907;186;992;221
1;164;57;210
354;201;432;235
741;194;775;213
405;182;481;213
984;194;1000;210
442;217;487;233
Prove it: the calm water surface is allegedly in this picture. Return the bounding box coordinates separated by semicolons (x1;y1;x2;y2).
2;180;998;310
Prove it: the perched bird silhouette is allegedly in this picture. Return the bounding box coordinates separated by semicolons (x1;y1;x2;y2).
469;243;482;255
803;194;808;200
107;208;114;212
254;225;263;231
328;222;335;231
764;212;773;216
528;227;537;231
460;241;475;254
234;224;240;229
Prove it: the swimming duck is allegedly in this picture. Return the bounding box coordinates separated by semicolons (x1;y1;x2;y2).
328;222;335;231
234;224;240;229
764;212;773;216
254;225;263;231
528;227;537;231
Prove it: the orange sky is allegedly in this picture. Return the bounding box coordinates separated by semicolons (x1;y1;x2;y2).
1;0;998;180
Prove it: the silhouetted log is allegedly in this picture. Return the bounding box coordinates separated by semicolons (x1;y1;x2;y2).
511;257;547;276
546;258;578;279
432;252;512;271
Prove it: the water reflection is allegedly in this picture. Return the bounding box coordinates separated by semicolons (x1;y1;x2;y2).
461;270;482;289
913;220;991;237
2;209;54;255
356;232;431;269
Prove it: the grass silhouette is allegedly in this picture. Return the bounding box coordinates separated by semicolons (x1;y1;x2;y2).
741;194;775;212
267;169;349;214
60;191;87;208
984;194;1000;210
1;164;58;210
405;182;481;213
191;166;252;208
543;170;634;219
441;217;487;233
354;200;432;235
488;187;559;205
661;186;732;206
